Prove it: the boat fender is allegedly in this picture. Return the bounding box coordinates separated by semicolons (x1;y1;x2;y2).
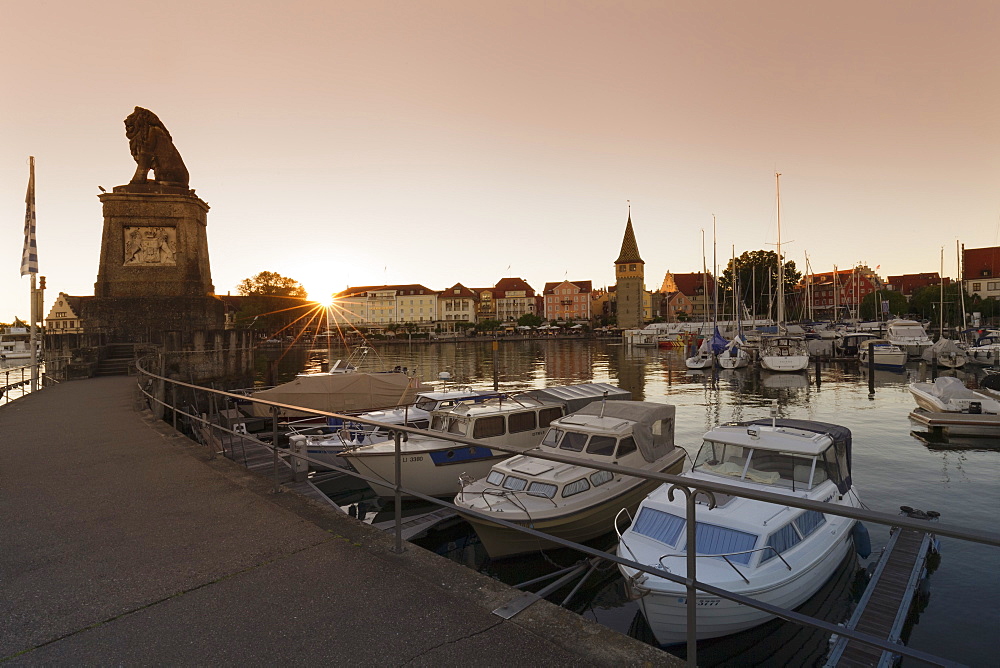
852;522;872;559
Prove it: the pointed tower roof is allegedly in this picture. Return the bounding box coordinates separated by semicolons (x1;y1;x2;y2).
615;214;644;264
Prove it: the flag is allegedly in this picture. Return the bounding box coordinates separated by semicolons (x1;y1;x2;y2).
20;157;37;276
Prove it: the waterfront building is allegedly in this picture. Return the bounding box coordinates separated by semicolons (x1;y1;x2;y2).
660;291;694;321
614;213;645;329
332;284;438;327
473;288;496;322
542;280;593;322
437;283;478;326
493;277;537;323
962;246;1000;300
45;293;90;334
885;272;948;298
660;272;715;322
798;265;883;319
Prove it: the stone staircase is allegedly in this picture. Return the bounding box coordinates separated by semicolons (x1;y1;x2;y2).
96;344;136;376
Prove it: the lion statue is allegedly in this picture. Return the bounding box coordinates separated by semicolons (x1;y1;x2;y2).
125;106;189;188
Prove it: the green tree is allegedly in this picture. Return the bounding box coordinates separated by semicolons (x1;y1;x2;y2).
236;271;311;334
859;290;908;320
718;250;801;320
475;319;502;332
517;313;544;328
237;271;307;298
908;283;965;327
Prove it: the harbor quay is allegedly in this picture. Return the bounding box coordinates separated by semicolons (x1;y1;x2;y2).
0;376;675;666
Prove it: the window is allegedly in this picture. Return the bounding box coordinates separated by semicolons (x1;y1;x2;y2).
559;431;588;452
989;282;1000;291
502;476;527;491
486;471;505;485
447;418;468;436
586;435;617;456
539;407;563;427
590;470;613;486
508;411;537;433
794;510;826;538
527;482;557;498
972;282;982;291
695;522;758;565
542;429;563;448
632;508;685;546
616;436;637;458
761;523;801;563
473;416;505;439
562;478;591;497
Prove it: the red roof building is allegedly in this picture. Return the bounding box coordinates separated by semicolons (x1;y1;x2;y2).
963;246;1000;299
542;280;593;321
884;273;948;297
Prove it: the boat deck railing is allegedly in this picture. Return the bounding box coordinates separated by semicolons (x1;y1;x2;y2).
135;356;998;668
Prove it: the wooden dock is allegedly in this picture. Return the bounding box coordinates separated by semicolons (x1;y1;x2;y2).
825;520;939;667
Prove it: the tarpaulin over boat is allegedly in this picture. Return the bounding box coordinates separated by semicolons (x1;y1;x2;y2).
250;372;429;418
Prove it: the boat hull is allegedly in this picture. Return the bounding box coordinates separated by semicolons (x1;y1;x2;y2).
759;354;809;372
343;445;509;498
635;525;855;645
459;458;685;559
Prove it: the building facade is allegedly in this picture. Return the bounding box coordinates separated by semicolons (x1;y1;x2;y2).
45;292;90;334
438;283;478;325
660;272;715;321
963;246;1000;300
542;280;593;322
493;277;537;322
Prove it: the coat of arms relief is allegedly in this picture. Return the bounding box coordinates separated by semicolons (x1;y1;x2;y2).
124;226;177;266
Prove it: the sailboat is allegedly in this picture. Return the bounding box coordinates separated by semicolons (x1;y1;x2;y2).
718;245;751;369
686;228;718;369
759;173;810;372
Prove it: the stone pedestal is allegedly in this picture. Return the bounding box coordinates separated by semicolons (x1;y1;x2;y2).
85;185;224;341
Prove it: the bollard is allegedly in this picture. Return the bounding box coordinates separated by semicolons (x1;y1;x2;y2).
290;435;308;482
868;341;876;396
815;358;822;387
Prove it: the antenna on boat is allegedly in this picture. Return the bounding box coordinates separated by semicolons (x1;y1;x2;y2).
770;399;778;427
599;390;608;418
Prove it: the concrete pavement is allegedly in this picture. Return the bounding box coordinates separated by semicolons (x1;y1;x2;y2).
0;376;676;666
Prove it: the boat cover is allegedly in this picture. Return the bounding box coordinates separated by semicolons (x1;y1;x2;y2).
572;401;675;463
710;327;728;355
921;338;965;363
250;372;429;418
522;382;631;414
743;418;853;494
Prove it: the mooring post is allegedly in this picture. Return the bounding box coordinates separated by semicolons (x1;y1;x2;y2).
868;341;876;396
492;338;499;391
271;406;280;494
815;357;822;387
393;430;404;554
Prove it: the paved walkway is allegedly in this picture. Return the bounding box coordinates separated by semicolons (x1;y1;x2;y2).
0;376;675;666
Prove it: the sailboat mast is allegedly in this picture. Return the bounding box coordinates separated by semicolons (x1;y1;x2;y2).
701;229;709;328
939;246;945;339
775;172;785;329
958;240;967;330
712;215;718;331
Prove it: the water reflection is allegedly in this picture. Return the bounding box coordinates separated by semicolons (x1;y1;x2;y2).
271;340;996;666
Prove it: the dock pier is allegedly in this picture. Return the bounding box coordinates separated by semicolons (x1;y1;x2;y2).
825;511;941;667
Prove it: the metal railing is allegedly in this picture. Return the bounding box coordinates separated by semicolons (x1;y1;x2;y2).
0;360;51;405
134;357;998;668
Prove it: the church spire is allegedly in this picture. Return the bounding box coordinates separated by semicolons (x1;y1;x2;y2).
615;206;644;265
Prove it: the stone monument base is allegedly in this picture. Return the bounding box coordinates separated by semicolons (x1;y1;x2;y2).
83;295;226;345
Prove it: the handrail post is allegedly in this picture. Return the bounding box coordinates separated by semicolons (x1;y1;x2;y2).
171;382;177;430
271;406;280;494
393;430;404;554
684;487;698;667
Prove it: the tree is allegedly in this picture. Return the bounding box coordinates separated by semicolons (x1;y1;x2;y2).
475;319;502;332
235;271;311;334
718;250;801;320
237;271;307;298
859;290;908;320
517;313;544;328
908;283;965;327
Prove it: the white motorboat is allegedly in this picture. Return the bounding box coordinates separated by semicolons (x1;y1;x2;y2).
835;332;876;358
921;339;967;369
617;418;863;645
962;334;1000;367
287;389;499;470
340;383;630;498
716;335;750;369
857;339;907;370
908;377;1000;414
758;335;810;372
885;319;933;359
455;400;686;559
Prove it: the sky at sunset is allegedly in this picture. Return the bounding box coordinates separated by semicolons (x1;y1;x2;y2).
1;0;997;321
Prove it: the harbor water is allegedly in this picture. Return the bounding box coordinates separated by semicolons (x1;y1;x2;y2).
263;339;998;666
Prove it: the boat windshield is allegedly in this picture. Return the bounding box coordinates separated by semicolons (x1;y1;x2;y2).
891;325;927;338
541;428;563;447
414;397;439;411
694;440;827;489
429;414;469;436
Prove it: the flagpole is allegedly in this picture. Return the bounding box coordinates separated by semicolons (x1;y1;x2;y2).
23;156;39;392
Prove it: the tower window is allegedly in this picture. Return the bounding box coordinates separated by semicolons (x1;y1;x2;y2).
629;264;636;271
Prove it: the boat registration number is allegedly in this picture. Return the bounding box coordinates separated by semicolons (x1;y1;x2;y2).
403;456;424;462
676;598;720;606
